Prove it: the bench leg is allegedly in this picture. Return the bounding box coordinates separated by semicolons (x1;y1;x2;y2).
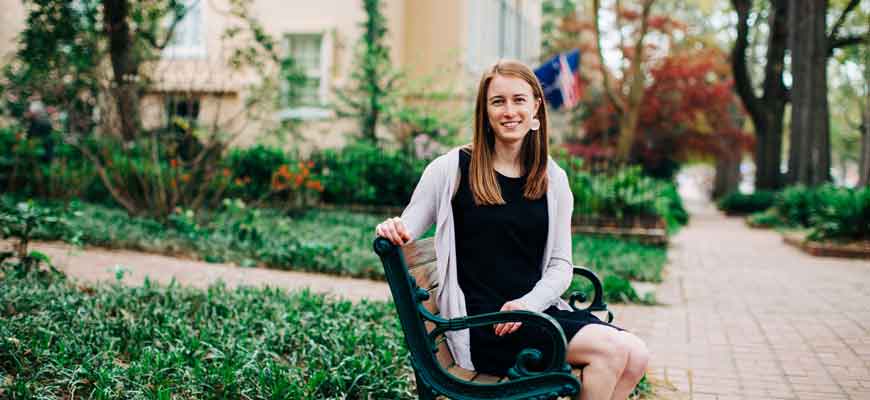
415;371;437;400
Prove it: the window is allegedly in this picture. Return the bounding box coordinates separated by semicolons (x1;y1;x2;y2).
467;0;541;73
277;32;333;120
166;96;200;132
164;0;206;58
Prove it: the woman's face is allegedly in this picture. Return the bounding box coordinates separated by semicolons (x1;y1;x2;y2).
486;74;540;145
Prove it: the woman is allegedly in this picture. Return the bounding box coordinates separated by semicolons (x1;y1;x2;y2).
376;60;649;400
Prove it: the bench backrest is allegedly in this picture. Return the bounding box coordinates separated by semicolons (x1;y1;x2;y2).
374;237;455;369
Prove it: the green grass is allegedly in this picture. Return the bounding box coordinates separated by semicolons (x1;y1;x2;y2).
569;235;667;304
0;272;414;399
13;197;667;304
24;199;386;280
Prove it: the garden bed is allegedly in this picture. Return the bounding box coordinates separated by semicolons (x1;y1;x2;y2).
0;272;414;399
782;232;870;259
572;215;668;246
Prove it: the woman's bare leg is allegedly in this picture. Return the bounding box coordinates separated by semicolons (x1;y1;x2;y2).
609;331;650;400
566;324;630;400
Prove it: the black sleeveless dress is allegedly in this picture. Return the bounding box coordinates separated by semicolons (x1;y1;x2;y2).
452;149;620;375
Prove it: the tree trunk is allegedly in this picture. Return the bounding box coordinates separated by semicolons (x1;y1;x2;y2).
787;0;831;186
730;0;789;190
104;0;141;141
713;153;741;199
859;107;870;187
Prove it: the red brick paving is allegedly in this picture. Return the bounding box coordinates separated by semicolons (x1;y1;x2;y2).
612;199;870;399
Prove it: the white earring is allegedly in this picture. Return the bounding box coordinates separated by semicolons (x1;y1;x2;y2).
530;118;540;132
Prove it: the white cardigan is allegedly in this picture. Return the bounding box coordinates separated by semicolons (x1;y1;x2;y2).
400;147;575;370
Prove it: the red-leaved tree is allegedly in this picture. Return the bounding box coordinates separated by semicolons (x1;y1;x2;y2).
573;41;753;191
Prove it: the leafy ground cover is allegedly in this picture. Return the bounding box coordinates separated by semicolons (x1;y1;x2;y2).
0;271;414;399
10;197;386;279
571;235;667;304
747;184;870;241
7;196;667;303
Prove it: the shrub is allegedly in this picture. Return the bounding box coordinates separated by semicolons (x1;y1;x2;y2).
222;144;293;200
0;128;100;201
717;190;777;215
807;186;870;240
746;184;870;240
559;155;688;233
311;141;428;207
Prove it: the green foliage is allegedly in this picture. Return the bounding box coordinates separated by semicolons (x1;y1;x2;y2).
19;198;386;279
559;155;688;233
0;0;101;134
0;274;413;399
0;198;77;278
568;234;666;304
223;145;294;200
311;142;428;207
334;0;399;143
717;190;777;214
806;186;870;240
747;184;870;240
0;127;102;201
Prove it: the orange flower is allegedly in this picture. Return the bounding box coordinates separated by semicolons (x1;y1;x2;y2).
307;161;314;169
170;159;179;168
222;168;231;178
181;173;191;183
235;178;244;186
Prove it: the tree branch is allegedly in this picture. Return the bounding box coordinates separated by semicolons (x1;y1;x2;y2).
592;0;624;116
827;0;861;45
829;33;870;55
729;0;761;123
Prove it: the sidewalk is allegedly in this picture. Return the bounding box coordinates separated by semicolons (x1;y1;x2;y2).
31;241;391;303
613;197;870;399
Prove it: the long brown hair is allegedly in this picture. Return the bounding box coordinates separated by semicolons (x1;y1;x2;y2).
468;60;549;205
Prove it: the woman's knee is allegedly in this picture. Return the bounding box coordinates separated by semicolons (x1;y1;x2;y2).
568;326;630;373
619;333;650;381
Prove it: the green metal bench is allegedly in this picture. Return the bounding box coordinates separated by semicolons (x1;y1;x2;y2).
373;236;613;400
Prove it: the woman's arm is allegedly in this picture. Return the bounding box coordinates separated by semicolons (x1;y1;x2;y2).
376;155;447;244
517;168;574;312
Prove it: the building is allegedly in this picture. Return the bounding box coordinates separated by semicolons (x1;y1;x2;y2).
0;0;542;150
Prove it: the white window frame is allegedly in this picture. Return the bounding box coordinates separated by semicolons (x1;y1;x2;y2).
163;0;207;59
277;30;334;121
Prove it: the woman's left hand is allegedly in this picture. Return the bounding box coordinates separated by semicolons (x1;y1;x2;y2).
494;300;529;336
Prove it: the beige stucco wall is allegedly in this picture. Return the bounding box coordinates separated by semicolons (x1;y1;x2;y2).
0;0;25;61
1;0;544;151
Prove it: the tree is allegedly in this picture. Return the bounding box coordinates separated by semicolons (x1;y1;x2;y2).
1;0;102;136
335;0;399;144
730;0;789;190
103;0;195;140
592;0;660;160
2;0;287;217
787;0;869;186
541;0;579;60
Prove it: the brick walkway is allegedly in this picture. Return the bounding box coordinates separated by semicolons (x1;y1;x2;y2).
613;198;870;400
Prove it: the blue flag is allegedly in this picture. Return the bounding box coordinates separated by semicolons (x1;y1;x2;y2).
534;49;581;110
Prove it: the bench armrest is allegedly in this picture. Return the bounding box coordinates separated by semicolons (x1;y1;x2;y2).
429;310;571;378
569;266;613;323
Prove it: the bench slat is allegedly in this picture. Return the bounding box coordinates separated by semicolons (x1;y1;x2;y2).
409;260;438;291
446;365;477;381
434;335;455;369
402;237;437;268
471;373;502;384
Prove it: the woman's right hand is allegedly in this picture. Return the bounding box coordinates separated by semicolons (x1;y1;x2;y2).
376;216;412;246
